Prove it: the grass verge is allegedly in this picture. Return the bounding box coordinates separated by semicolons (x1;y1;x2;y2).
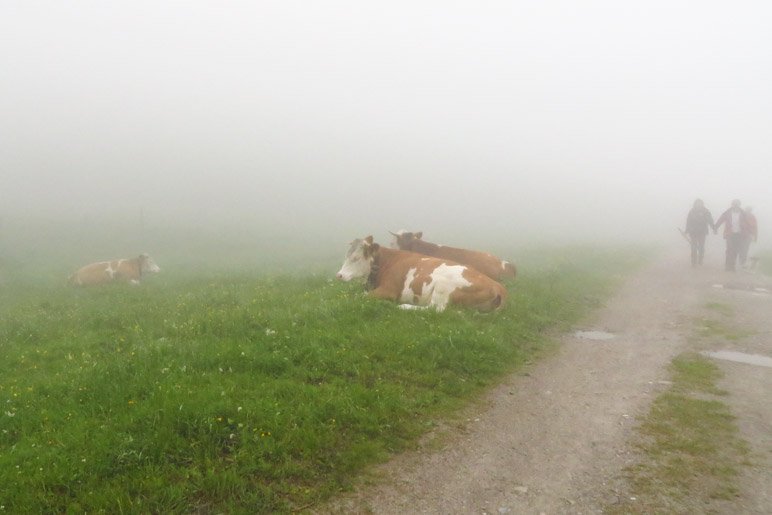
1;247;645;513
609;353;750;513
695;317;755;341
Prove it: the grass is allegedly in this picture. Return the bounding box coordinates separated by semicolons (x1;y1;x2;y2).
610;275;761;513
668;353;727;396
695;317;755;341
696;301;754;342
610;354;750;512
704;301;733;317
0;246;646;513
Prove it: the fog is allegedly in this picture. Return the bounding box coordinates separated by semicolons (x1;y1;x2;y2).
2;1;771;266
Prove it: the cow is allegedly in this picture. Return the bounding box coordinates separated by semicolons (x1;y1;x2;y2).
336;236;507;312
390;230;516;282
68;253;160;286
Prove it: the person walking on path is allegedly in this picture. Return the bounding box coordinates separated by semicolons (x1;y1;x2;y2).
714;199;747;271
739;206;758;268
685;199;715;267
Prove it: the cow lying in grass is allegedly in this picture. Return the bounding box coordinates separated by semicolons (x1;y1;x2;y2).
390;230;516;282
68;254;160;286
336;236;507;312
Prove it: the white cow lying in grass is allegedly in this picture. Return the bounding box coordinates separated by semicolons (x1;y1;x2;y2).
336;236;507;312
68;254;160;286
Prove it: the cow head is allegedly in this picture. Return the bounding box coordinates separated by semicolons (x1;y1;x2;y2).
390;230;422;250
139;253;161;274
336;236;379;281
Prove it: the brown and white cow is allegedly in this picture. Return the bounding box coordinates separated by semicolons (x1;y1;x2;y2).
391;230;516;282
68;254;161;286
336;236;507;312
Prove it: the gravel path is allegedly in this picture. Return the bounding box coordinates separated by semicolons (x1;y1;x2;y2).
320;250;771;514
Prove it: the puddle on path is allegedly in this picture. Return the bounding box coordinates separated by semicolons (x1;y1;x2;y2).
712;283;771;294
702;350;772;368
574;330;615;341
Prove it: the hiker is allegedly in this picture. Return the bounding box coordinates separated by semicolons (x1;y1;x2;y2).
685;199;715;267
739;206;758;268
714;199;747;271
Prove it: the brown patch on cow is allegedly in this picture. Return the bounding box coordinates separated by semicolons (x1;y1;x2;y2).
364;241;507;312
69;255;147;286
410;270;432;302
393;231;516;282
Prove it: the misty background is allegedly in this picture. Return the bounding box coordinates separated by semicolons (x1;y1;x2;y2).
1;1;770;273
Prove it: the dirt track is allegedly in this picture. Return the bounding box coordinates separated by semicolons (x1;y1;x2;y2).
321;249;772;514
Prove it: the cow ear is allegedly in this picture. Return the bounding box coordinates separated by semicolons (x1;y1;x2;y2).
364;235;374;244
363;242;379;257
415;232;423;239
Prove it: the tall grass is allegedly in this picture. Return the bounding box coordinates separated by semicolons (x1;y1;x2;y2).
0;247;646;512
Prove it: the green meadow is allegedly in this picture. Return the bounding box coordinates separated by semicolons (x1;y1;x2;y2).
0;233;647;513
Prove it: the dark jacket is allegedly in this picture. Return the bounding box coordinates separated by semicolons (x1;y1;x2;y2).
686;206;715;237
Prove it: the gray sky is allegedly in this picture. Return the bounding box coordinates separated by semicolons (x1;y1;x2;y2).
2;1;770;246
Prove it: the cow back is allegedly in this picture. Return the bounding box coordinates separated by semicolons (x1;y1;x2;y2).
407;240;513;282
371;248;507;312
